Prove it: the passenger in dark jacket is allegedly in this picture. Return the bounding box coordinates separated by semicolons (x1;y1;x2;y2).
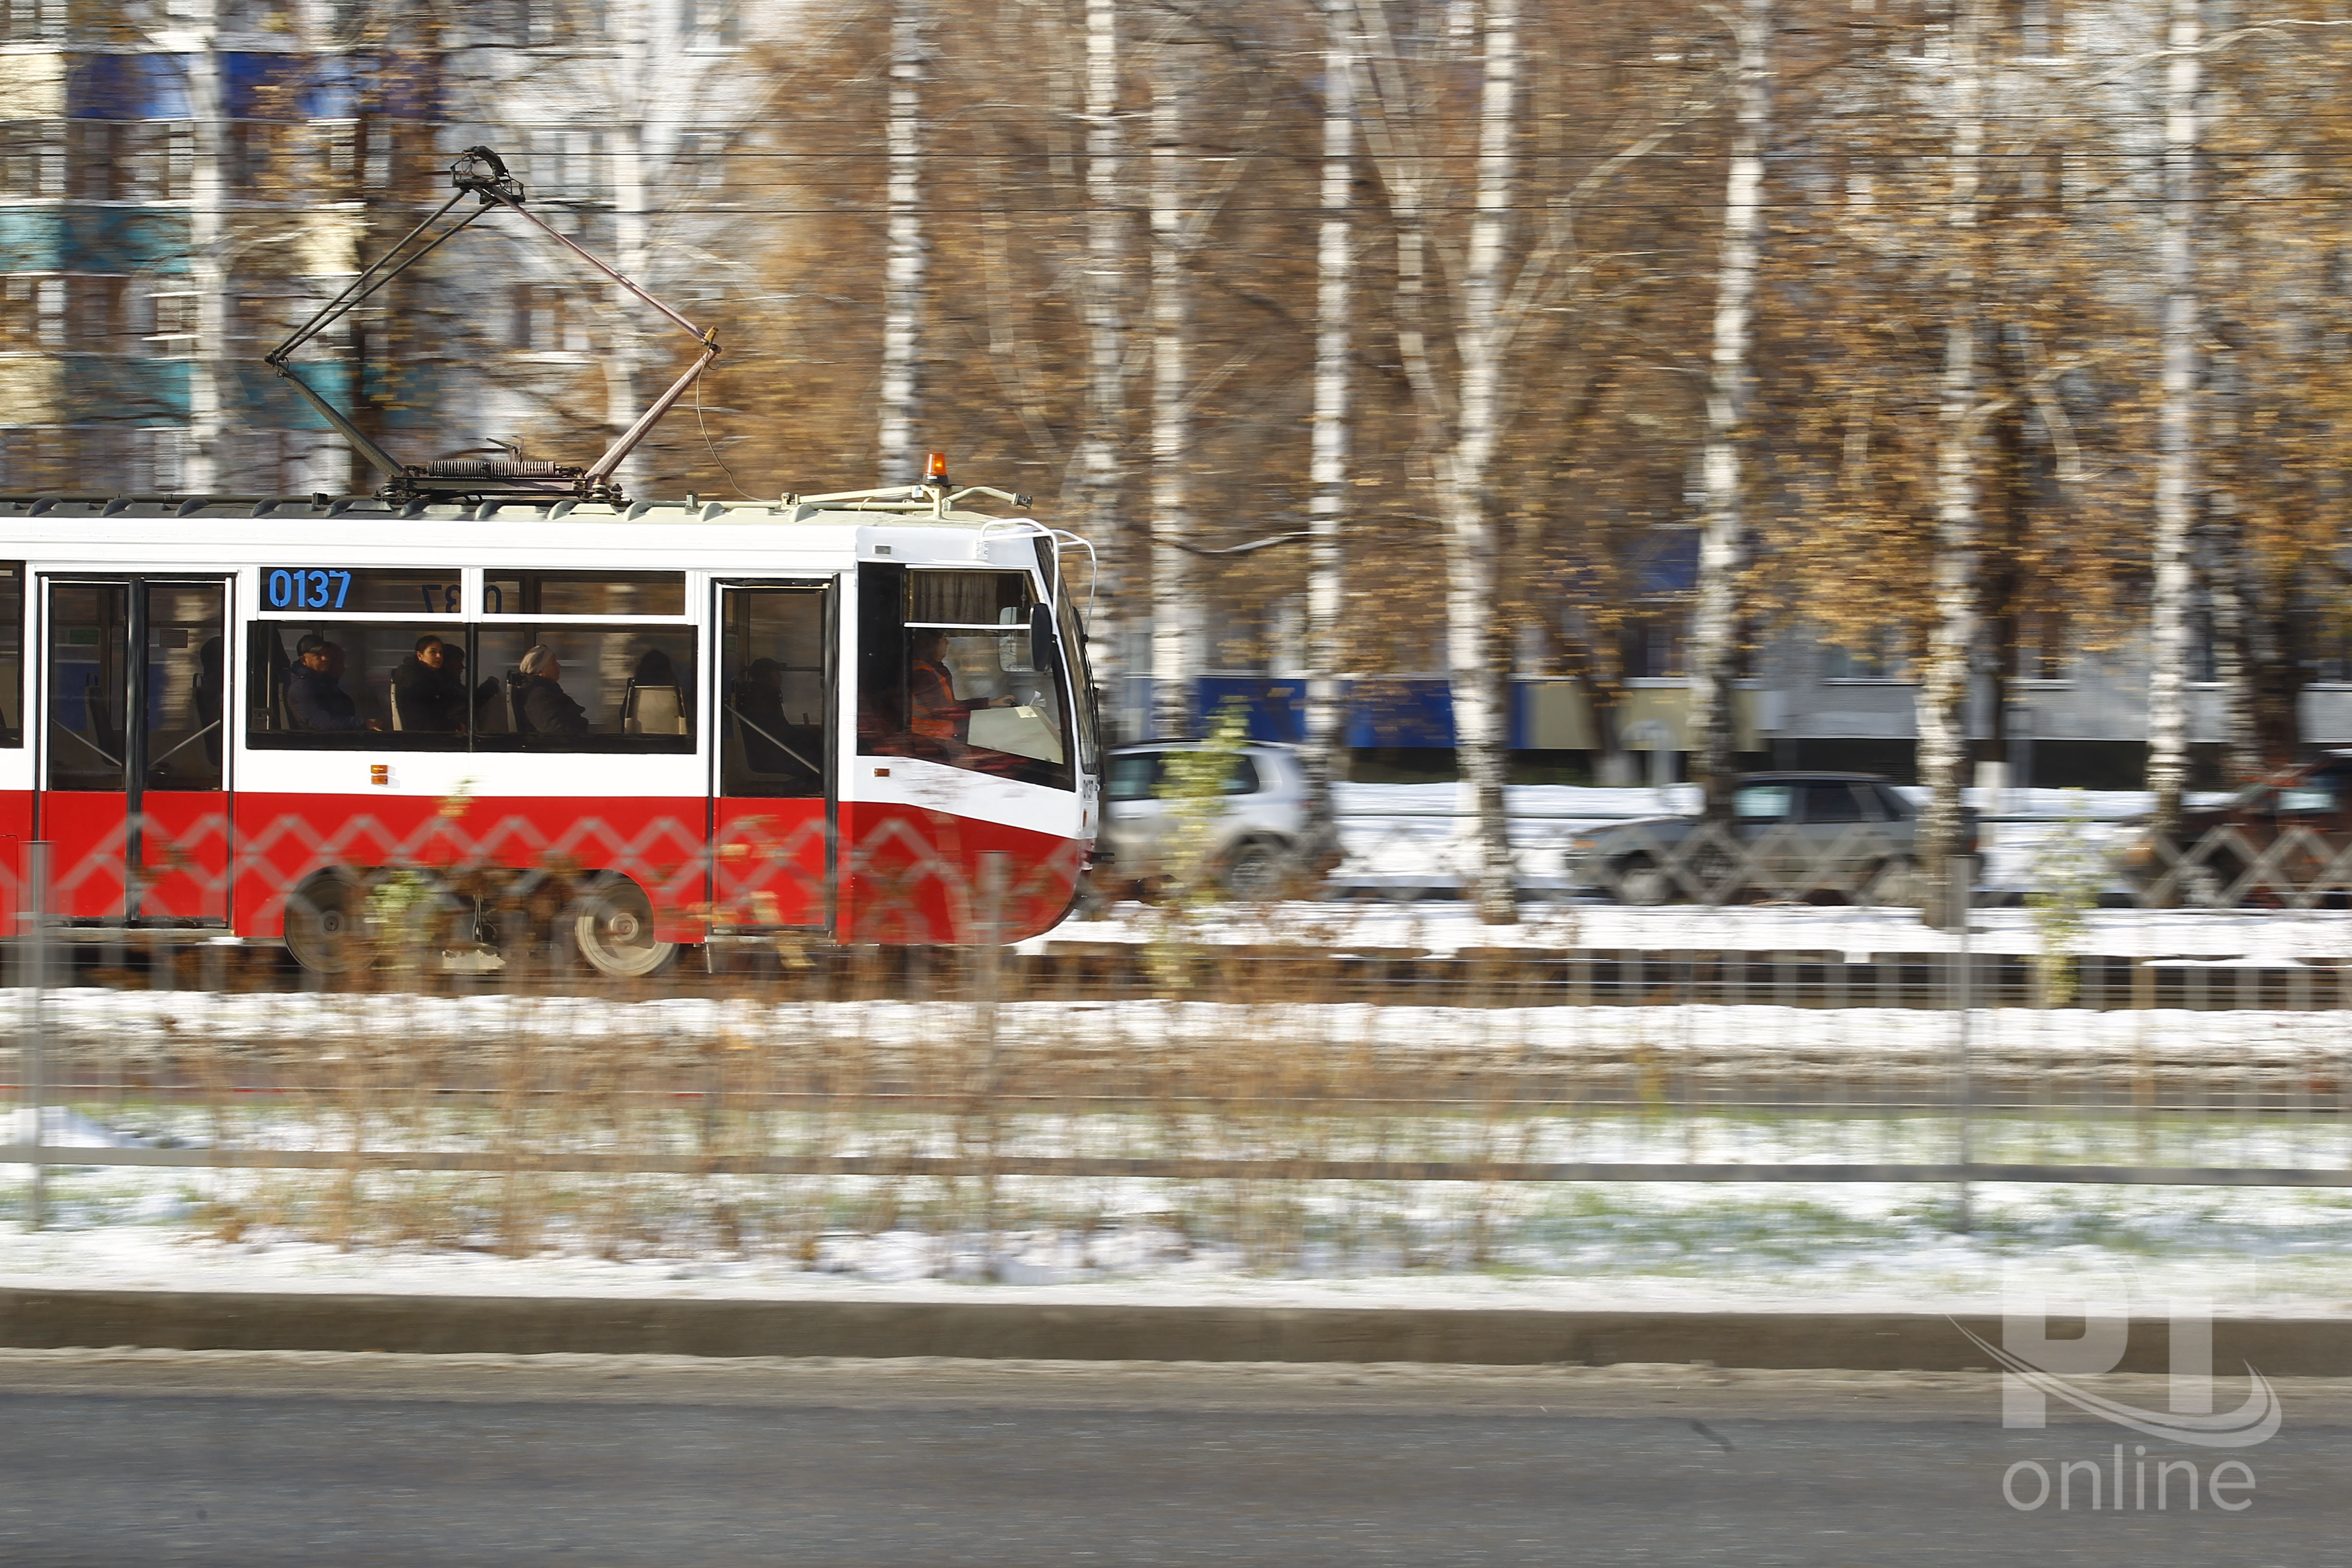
516;643;588;735
391;635;467;732
286;639;376;733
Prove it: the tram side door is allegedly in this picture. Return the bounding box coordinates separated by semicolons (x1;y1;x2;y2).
38;577;230;922
712;583;834;931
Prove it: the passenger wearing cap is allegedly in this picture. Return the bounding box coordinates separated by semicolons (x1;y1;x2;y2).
286;635;378;733
516;643;588;735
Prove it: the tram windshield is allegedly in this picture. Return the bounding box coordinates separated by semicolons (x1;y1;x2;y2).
857;564;1075;790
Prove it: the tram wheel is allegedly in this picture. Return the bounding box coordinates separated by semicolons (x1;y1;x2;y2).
284;870;374;975
568;875;678;979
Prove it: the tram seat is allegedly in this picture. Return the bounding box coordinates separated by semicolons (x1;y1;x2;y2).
387;685;408;732
623;685;686;736
505;672;534;735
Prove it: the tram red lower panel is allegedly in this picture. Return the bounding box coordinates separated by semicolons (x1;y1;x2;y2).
713;799;829;930
38;792;128;919
0;789;31;915
139;793;232;920
230;793;712;943
835;801;1084;945
0;788;1080;946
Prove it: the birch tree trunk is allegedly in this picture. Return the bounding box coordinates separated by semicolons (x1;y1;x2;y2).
1915;0;1988;925
1148;45;1196;739
2146;0;2202;842
1686;0;1770;819
2205;334;2259;784
1078;0;1132;738
1302;0;1357;866
877;0;929;485
1442;0;1520;925
184;0;225;493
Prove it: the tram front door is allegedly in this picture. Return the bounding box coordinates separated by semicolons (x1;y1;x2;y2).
39;577;230;922
712;582;833;930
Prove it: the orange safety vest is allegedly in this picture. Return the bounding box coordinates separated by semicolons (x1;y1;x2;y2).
909;657;963;741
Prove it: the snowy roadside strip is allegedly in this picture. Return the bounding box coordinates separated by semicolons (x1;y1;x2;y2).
2;1286;2349;1372
4;1146;2350;1186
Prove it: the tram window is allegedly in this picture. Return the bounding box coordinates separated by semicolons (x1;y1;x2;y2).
720;588;827;798
0;563;21;747
145;584;225;791
473;625;697;754
246;622;476;751
480;571;686;617
47;583;127;788
260;567;468;616
859;567;1074;791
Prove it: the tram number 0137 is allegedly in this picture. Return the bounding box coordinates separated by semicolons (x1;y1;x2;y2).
265;568;352;610
264;569;465;614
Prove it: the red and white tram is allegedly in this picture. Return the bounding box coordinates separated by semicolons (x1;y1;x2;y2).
0;477;1102;971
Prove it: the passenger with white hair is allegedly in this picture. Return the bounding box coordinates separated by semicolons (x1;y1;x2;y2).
516;642;588;735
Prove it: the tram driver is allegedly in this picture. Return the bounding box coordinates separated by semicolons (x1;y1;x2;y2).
908;628;1016;754
287;635;381;733
516;644;589;735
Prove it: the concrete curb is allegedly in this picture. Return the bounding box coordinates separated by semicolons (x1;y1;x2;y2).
3;1289;2350;1372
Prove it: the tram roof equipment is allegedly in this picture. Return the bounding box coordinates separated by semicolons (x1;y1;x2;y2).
263;144;725;509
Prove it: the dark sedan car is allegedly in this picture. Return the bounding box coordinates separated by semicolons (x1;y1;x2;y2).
2115;753;2352;906
1563;772;1960;907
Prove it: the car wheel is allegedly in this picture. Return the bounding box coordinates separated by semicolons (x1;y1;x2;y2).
1615;858;1674;907
567;874;679;979
1220;839;1289;900
284;869;374;975
1861;857;1925;911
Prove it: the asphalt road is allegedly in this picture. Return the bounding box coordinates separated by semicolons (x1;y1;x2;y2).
0;1353;2341;1567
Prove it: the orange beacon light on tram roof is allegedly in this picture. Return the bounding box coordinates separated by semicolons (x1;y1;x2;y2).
925;451;949;482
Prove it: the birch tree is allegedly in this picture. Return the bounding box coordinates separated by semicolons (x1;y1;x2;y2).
1148;40;1198;739
1357;0;1697;923
2145;0;2201;843
877;0;931;484
1443;0;1521;924
1915;0;1990;923
1686;0;1771;819
1078;0;1132;737
1301;0;1358;864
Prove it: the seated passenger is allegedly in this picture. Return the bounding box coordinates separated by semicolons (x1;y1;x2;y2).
516;643;588;735
392;635;468;732
287;636;379;733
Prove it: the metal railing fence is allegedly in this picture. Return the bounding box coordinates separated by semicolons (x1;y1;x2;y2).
3;810;2348;1262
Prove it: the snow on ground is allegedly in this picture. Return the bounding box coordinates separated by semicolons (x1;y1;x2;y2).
1;987;2347;1071
0;1177;2342;1319
1031;896;2352;961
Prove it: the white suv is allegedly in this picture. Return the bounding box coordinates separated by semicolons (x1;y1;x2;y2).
1097;741;1316;899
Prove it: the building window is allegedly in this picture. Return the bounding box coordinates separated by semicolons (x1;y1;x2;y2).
1621;606;1687;680
2017;609;2070;681
522;126;606;203
70;121;130;200
0;122;64;197
508;283;591;354
682;0;738;49
0;0;66;42
1821;626;1911;682
147;291;200;356
0;276;61;351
